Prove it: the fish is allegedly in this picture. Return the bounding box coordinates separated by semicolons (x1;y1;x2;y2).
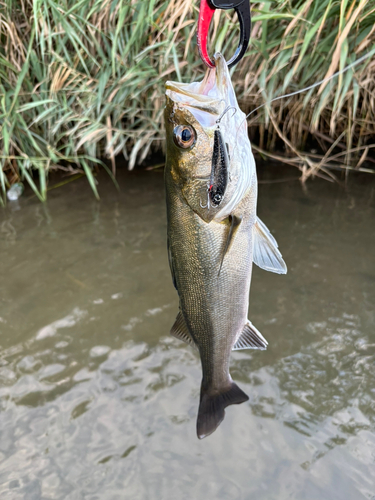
164;53;287;439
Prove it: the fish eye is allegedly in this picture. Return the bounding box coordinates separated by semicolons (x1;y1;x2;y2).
173;125;196;149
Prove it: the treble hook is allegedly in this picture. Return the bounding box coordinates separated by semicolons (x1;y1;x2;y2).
216;106;237;125
200;184;213;209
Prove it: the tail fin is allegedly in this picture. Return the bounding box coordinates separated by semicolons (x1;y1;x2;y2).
196;382;249;439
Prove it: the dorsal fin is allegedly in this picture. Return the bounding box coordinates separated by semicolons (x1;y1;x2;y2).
218;215;242;276
232;321;268;350
170;311;197;349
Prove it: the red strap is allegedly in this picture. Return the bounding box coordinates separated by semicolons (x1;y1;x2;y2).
197;0;216;68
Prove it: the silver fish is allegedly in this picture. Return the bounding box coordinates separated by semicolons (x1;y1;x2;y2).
164;53;286;439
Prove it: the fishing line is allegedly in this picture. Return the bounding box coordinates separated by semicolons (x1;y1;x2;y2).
229;47;375;164
244;48;375;120
220;48;375;190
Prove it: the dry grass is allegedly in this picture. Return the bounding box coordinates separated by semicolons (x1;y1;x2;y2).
0;0;374;201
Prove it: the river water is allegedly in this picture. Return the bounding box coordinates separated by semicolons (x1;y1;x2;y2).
0;165;374;499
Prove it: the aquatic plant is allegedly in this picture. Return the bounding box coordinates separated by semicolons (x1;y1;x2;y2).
0;0;374;201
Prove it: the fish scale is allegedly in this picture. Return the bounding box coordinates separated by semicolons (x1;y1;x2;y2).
164;53;287;439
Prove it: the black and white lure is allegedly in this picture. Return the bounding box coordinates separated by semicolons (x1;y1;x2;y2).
208;106;236;208
209;128;229;206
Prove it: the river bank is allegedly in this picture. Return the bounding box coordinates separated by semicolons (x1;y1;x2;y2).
1;0;375;201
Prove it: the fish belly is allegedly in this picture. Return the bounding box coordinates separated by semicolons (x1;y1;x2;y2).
166;172;256;389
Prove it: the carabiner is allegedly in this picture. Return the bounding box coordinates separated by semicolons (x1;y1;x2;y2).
197;0;251;69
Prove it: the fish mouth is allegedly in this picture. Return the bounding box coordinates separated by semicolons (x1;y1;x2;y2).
165;53;231;126
199;53;228;96
166;53;227;96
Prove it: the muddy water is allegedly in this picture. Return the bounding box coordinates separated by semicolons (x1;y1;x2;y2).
0;165;374;500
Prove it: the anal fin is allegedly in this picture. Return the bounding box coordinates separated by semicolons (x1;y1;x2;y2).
232;321;268;350
170;311;196;348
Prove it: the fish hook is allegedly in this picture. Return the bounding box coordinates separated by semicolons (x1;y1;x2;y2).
200;184;212;209
216;106;237;126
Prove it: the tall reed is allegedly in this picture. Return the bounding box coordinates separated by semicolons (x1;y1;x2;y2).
1;0;374;201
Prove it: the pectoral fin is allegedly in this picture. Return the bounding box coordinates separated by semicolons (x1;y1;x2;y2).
167;238;178;291
253;217;287;274
218;215;242;276
232;321;268;350
170;311;197;349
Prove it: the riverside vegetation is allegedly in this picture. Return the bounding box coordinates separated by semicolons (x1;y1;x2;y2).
1;0;374;201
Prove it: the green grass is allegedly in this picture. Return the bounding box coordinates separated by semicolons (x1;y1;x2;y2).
1;0;374;201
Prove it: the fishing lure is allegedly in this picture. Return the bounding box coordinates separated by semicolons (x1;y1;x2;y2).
199;106;235;210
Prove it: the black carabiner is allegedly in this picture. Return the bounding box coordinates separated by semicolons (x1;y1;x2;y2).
197;0;251;68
